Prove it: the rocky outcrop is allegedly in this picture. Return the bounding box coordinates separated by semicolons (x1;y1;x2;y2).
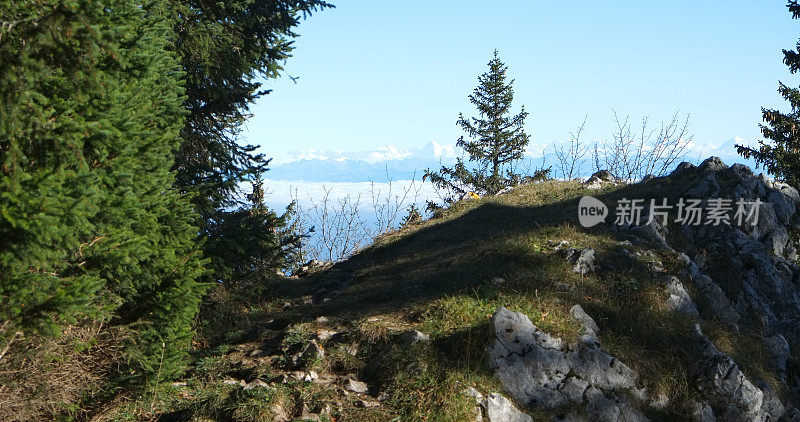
493;158;799;420
626;158;800;419
487;306;646;421
585;170;623;189
690;324;784;421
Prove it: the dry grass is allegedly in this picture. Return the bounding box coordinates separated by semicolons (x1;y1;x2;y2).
0;323;125;421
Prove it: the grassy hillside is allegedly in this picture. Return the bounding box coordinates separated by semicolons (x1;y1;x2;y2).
92;179;786;421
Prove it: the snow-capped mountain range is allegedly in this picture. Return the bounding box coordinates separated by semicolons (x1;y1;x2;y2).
265;138;761;183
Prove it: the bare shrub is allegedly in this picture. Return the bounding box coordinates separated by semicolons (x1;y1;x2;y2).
554;115;590;180
593;109;693;181
368;171;423;237
285;174;425;265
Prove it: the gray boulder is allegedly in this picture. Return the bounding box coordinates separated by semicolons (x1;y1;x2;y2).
486;307;645;419
566;248;596;276
690;325;786;421
664;276;700;318
764;333;790;377
482;393;533;422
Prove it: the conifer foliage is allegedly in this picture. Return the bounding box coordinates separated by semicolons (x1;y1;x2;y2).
738;1;800;188
168;0;332;280
425;50;532;203
0;0;205;379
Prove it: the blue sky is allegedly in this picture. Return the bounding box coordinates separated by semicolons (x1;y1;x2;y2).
243;1;800;160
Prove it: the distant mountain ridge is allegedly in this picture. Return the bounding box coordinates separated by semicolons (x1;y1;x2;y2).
266;138;761;182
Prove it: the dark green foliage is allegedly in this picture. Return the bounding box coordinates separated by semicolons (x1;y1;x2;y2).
737;1;800;188
401;204;423;227
168;0;332;280
0;0;205;380
425;50;531;203
205;175;304;282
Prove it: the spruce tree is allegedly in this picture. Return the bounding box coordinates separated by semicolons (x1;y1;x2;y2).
0;0;205;380
168;0;332;279
737;1;800;188
425;50;531;202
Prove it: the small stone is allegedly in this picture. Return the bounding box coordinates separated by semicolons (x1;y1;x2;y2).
566;248;596;275
664;276;699;318
249;348;269;357
222;379;246;387
314;329;338;342
569;304;600;334
398;329;430;345
303;371;319;382
344;376;369;394
468;406;483;422
357;399;381;408
243;379;272;390
271;374;289;384
293;339;324;365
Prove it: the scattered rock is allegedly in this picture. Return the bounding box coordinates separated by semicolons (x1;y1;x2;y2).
243;379;272;390
357;399;381;408
664;276;699;318
248;348;270;357
398;329;430;345
584;170;622;189
292;339;325;366
314;329;338;342
691;400;716;422
565;247;596;275
468;405;484;422
463;386;484;404
222;378;246;387
343;376;369;394
691;274;740;327
294;259;325;277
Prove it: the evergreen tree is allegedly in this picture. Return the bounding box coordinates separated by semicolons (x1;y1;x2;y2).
204;175;303;281
0;0;205;380
425;50;531;202
737;1;800;188
168;0;332;280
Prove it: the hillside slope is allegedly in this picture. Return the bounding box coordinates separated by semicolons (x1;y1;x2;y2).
99;158;799;421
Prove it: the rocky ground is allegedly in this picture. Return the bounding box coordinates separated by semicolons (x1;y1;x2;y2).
90;157;799;421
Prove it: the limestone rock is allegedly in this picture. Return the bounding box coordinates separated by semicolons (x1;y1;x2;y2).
690;324;786;421
486;307;644;419
570;304;600;344
343;375;369;394
664;276;699;318
482;393;533;422
764;333;790;377
566;248;596;276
